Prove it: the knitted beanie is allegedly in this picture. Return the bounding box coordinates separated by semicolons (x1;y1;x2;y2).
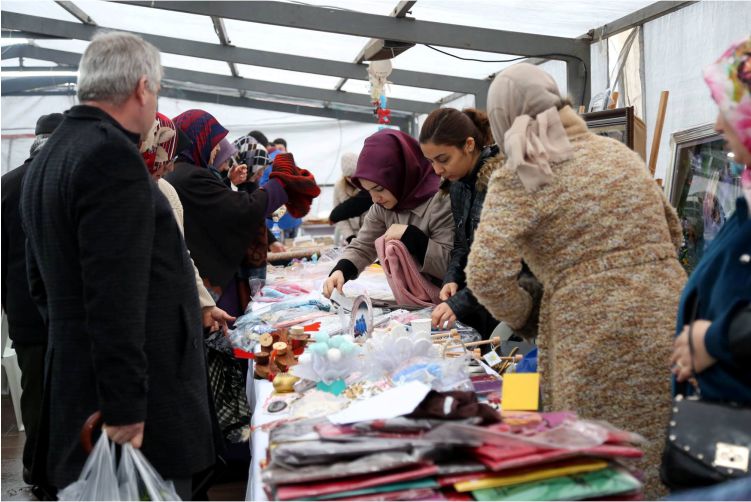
340;151;358;178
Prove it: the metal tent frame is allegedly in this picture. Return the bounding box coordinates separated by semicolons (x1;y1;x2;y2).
1;1;695;129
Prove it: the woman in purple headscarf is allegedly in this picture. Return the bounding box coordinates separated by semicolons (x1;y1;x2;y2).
322;129;454;299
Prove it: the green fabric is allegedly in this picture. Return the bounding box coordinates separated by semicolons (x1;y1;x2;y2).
305;478;438;500
472;468;641;501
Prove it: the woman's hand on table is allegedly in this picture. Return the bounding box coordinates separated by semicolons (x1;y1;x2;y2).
322;271;345;298
432;302;457;329
269;241;286;253
670;320;716;382
439;282;459;301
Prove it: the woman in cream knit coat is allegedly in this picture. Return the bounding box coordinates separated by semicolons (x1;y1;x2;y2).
467;64;686;497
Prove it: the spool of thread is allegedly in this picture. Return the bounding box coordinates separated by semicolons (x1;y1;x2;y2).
271;332;281;344
276;360;289;373
273;342;288;356
290;325;305;336
259;333;274;352
255;352;270;365
289;333;309;355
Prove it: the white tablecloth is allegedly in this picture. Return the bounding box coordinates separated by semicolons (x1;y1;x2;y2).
245;366;284;501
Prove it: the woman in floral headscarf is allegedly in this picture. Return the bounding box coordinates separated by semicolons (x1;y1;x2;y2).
670;37;751;404
140;112;234;332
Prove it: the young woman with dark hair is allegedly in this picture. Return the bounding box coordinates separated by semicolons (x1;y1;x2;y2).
420;107;541;339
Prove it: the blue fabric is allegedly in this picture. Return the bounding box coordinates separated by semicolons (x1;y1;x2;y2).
258;150;279;186
515;348;538;373
269;212;302;231
261;150;302;231
674;196;751;403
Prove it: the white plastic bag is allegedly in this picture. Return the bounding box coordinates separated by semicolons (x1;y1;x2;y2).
58;433;120;501
58;434;181;501
121;443;181;501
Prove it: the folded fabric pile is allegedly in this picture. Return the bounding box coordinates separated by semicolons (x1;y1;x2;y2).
375;236;441;307
269;153;321;217
260;405;645;501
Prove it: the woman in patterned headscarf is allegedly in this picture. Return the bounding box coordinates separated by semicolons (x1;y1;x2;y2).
166;110;290;316
227;133;277;284
140;112;233;332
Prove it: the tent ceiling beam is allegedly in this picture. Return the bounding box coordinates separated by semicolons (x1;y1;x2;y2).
1;29;66;40
2;44;437;114
210;15;240;78
54;1;97;26
0;12;486;96
334;0;416;92
590;1;697;40
117;1;589;61
1;85;412;128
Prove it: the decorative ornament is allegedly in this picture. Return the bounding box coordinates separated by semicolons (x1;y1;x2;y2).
291;331;360;394
368;59;393;102
368;60;393;129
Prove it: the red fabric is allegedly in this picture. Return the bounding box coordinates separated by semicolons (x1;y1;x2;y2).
474;443;643;472
268;153;321;217
276;463;438;500
375;236;441;307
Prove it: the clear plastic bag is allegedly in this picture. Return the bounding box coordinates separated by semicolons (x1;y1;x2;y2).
58;434;181;501
122;443;181;501
58;433;120;501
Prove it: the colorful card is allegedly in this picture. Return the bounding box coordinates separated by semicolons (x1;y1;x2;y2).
501;373;540;411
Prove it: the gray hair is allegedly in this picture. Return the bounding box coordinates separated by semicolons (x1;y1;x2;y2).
77;31;162;105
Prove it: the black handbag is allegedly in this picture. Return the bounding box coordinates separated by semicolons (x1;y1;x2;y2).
205;331;252;444
660;299;751;490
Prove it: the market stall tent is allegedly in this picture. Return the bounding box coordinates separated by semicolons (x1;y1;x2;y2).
2;0;750;218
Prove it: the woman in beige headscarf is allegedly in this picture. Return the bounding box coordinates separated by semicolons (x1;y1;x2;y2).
467;63;686;497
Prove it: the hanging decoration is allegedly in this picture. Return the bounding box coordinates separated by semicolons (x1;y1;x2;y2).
368;59;393;130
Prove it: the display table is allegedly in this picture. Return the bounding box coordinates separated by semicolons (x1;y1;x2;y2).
245;369;274;502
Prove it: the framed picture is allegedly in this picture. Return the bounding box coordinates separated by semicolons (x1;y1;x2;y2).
581;107;646;160
664;123;745;273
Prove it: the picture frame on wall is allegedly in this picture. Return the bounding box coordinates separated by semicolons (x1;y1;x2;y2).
664;123;745;273
581;106;646;160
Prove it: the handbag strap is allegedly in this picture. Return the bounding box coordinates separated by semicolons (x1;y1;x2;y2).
680;294;702;398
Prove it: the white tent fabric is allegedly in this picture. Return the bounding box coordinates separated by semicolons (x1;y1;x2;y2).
642;1;751;182
1;94;384;219
587;2;751;182
3;0;751;200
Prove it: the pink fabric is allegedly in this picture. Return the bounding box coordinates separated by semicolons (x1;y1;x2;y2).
375;236;441;307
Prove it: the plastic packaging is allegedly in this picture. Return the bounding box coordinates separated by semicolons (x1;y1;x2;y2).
362;324;439;380
58;434;181;501
119;444;181;501
58;433;120;501
391;355;474;393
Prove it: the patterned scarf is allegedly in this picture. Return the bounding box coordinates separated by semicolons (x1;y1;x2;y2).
704;36;751;153
140;112;177;175
230;134;270;175
173;109;228;168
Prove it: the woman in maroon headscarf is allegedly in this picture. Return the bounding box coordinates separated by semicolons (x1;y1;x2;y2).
322;129;454;298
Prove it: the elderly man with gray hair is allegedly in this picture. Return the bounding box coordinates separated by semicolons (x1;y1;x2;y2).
20;32;217;499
